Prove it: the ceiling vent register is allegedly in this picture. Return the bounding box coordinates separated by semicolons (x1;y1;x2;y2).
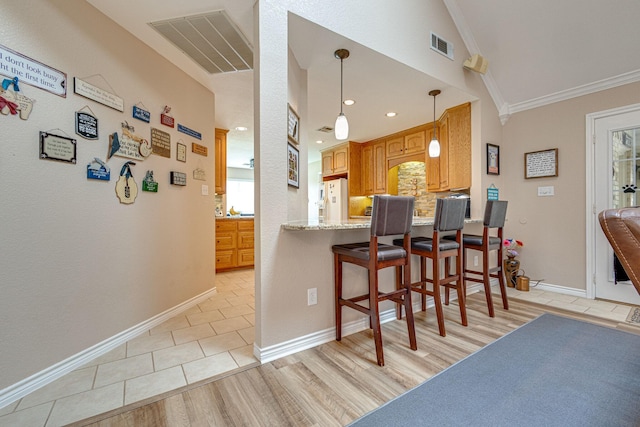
430;31;454;60
150;10;253;74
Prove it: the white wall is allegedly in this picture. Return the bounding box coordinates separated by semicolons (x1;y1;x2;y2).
0;0;215;391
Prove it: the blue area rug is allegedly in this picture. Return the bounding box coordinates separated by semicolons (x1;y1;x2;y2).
350;314;640;426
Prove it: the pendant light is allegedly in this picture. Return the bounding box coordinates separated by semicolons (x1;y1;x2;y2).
334;49;350;140
428;89;441;158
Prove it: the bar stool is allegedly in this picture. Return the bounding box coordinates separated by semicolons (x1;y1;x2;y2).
445;200;509;317
332;195;416;366
395;198;468;337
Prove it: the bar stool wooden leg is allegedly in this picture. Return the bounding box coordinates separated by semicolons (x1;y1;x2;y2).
420;257;428;311
455;250;468;326
369;268;384;366
482;249;496;318
403;262;417;350
334;253;343;341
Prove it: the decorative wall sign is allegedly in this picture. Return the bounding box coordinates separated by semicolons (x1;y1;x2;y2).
525;148;558;179
287;142;299;188
160;105;174;128
108;122;151;161
74;77;124;112
0;43;67;97
177;142;187;162
193;168;206;181
177;124;202;140
1;78;35;120
288;104;300;144
487;184;499;201
132;104;150;123
170;171;187;186
150;127;171;158
39;131;76;164
75;109;98;139
142;170;158;192
115;161;138;204
87;158;110;181
192;142;208;156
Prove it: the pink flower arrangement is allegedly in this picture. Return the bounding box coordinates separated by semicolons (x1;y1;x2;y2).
504;238;524;257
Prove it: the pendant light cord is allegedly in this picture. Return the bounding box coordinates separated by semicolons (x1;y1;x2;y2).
340;58;344;115
433;93;437;140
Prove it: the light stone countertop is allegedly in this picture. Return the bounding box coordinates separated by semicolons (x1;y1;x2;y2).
281;217;481;231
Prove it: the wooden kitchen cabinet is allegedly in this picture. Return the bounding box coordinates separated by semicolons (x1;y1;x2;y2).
386;130;426;159
215;128;228;195
428;103;471;191
322;143;349;177
216;218;254;271
362;140;387;195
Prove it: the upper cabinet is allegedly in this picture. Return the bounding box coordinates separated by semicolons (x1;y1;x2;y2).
361;140;387;195
322;144;349;176
427;103;471;191
215;128;228;195
386;131;426;159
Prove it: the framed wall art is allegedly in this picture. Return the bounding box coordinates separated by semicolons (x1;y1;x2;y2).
525;148;558;179
287;104;300;144
486;143;500;175
177;142;187;162
287;142;299;188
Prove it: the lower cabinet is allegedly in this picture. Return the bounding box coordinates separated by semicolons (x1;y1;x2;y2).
216;218;254;271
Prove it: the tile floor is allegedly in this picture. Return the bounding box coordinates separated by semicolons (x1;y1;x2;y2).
0;269;258;427
0;272;636;427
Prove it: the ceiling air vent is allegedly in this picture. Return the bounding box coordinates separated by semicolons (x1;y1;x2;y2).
430;31;454;60
149;10;253;74
317;126;334;133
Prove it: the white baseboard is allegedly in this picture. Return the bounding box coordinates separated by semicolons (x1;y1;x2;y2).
0;287;218;410
528;281;588;298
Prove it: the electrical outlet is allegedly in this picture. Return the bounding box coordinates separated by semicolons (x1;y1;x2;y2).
474;256;479;266
307;288;318;306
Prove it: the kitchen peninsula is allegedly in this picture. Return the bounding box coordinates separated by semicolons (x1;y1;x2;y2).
282;216;481;231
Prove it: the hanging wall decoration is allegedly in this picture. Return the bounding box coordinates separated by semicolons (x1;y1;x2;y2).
177;123;202;140
142;170;158;192
115;161;138;204
193;167;206;181
177;142;187;162
39;130;76;164
107;121;152;161
487;184;499;200
150;127;171;158
75;106;98;140
74;76;124;112
87;158;110;181
132;102;150;123
170;171;187;186
0;43;67;97
1;77;35;120
192;142;208;156
160;105;174;128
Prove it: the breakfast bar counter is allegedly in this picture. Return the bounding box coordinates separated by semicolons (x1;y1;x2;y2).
281;217;482;231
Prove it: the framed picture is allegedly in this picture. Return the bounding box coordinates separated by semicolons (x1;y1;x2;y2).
287;104;300;144
177;142;187;162
287;143;299;188
525;148;558;179
486;143;500;175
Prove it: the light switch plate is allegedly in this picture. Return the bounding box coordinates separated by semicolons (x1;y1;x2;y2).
201;184;209;196
538;186;554;196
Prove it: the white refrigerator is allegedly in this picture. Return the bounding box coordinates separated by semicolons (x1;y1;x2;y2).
324;178;348;222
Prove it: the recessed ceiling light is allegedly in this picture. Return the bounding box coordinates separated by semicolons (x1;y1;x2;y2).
343;99;355;106
316;140;324;144
385;112;397;117
235;126;248;131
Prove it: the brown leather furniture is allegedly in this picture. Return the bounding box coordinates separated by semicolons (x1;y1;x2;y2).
598;207;640;295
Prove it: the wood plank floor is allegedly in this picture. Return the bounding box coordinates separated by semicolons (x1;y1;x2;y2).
72;293;640;427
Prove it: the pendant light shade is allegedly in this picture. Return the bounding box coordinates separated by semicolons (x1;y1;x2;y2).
428;89;441;158
334;49;350;141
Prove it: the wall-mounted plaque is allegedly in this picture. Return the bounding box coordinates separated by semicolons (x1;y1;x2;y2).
170;171;187;186
525;148;558;179
178;124;202;140
39;131;76;164
75;111;98;139
192;142;208;156
132;105;150;123
87;158;110;181
0;44;67;97
142;170;158;192
177;142;187;162
150;127;171;158
74;77;124;112
193;168;206;181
